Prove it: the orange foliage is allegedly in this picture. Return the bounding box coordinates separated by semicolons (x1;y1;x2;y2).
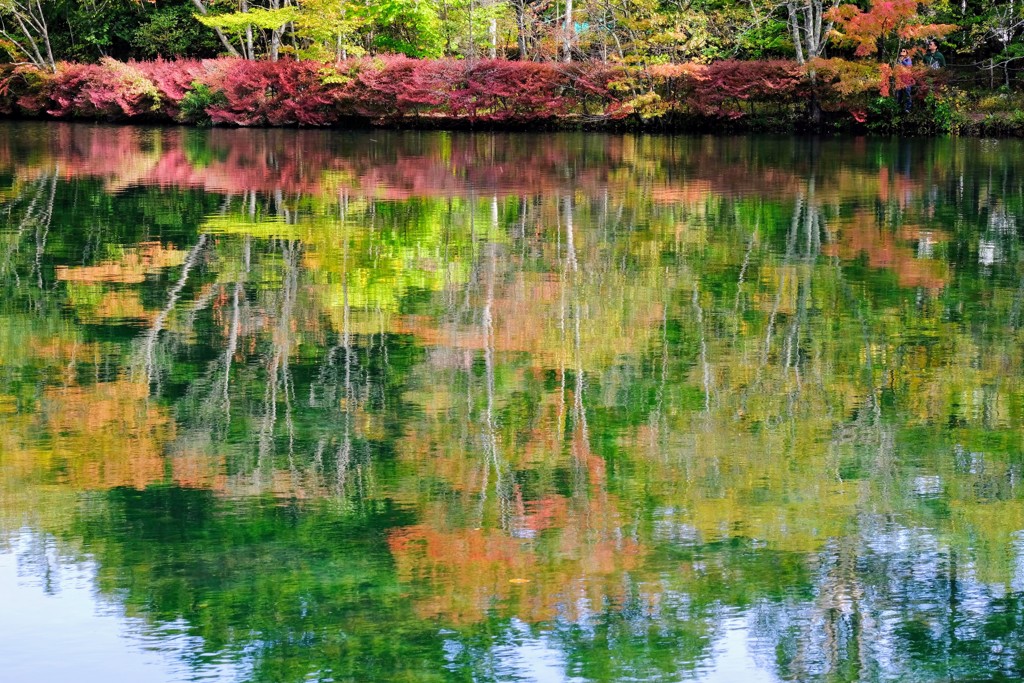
43;380;173;490
827;0;956;57
824;209;948;290
171;451;228;490
56;241;186;284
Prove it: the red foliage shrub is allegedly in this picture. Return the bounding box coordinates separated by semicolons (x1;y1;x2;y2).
263;60;342;126
135;58;207;118
199;59;279;126
341;57;414;121
0;65;51;116
343;58;616;124
341;56;458;121
197;59;341;126
46;63;101;118
48;58;162;120
456;60;566;122
564;62;631;119
0;56;940;129
692;60;806;117
641;62;706;117
646;62;706;95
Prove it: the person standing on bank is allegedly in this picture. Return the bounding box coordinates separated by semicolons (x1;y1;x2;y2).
925;40;946;68
899;49;914;111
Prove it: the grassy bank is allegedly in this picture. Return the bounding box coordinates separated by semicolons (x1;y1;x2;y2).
1;57;1022;135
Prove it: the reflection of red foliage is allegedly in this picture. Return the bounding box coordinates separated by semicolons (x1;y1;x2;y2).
386;404;643;627
824;209;948;290
0;124;813;202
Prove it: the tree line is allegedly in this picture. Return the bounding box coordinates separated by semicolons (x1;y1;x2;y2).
0;0;1021;81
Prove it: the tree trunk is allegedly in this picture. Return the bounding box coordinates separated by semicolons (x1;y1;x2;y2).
191;0;242;58
787;0;837;65
269;0;282;61
36;0;54;70
808;68;822;127
563;0;574;62
1;0;58;71
788;3;806;64
467;0;475;59
515;1;528;58
239;0;253;59
270;29;281;61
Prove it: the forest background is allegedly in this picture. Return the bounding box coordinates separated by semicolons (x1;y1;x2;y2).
0;0;1022;132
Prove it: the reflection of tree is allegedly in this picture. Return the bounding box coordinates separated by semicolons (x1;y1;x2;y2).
0;168;56;295
141;233;208;389
5;129;1024;681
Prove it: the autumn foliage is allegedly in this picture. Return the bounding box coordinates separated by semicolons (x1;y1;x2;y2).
0;55;942;128
827;0;957;58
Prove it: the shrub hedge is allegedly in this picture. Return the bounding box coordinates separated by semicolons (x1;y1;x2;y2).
0;56;988;133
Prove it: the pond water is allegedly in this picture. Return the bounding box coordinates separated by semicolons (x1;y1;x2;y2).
2;123;1024;682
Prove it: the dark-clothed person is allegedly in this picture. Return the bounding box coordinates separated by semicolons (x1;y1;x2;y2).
925;41;946;68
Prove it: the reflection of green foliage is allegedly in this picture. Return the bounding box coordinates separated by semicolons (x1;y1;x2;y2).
6;130;1024;682
202;195;503;314
77;487;455;682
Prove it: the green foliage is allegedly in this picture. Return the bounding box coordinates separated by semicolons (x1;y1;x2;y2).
177;81;226;125
866;93;907;133
128;4;221;58
364;0;443;57
863;85;971;135
37;0;221;63
195;6;301;33
923;88;970;134
289;0;366;61
735;19;792;59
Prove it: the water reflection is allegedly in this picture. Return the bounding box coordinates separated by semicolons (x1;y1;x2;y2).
0;533;242;683
2;123;1024;681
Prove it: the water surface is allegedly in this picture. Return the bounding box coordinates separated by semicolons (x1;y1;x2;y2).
2;123;1024;682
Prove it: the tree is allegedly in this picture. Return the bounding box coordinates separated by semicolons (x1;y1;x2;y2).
509;0;533;58
0;0;55;70
291;0;366;61
435;0;510;58
363;0;443;57
190;0;242;57
826;0;956;62
786;0;840;64
562;0;573;60
195;4;300;61
983;1;1024;87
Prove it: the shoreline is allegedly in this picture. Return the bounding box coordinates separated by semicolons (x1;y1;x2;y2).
3;113;1021;138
